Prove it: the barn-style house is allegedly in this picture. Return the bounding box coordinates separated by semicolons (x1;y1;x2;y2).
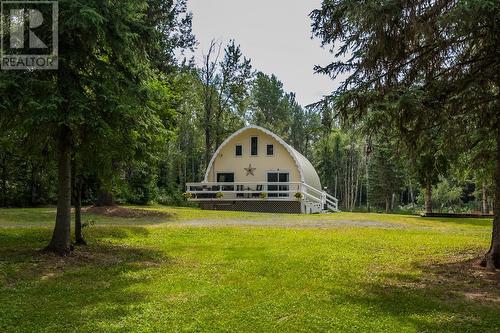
185;125;338;214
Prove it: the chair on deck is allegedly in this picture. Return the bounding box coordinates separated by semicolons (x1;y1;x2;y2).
252;185;263;198
198;185;210;199
236;185;244;198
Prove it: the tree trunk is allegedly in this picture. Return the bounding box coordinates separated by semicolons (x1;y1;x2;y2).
202;48;215;169
334;173;337;198
482;183;489;214
424;181;432;214
1;155;6;207
365;152;370;212
358;175;363;208
74;177;86;245
482;132;500;270
71;157;86;246
385;197;389;213
30;161;37;205
45;127;72;255
204;122;211;168
347;153;351;211
409;178;414;207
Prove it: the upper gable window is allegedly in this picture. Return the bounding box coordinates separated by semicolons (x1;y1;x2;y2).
266;144;274;156
235;145;242;156
251;136;258;156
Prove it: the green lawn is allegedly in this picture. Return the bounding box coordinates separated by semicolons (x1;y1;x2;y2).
0;207;499;332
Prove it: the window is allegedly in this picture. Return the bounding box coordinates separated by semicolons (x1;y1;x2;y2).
251;136;258;156
266;144;274;156
217;173;234;191
235;145;242;156
267;172;289;197
217;173;234;182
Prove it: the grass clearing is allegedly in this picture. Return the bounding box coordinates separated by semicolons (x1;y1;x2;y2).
0;207;499;332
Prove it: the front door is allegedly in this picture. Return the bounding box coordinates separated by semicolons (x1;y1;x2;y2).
267;172;289;197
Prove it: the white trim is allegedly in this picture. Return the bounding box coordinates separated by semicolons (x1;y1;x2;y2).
186;180;339;212
188;198;298;202
204;125;306;183
187;181;301;186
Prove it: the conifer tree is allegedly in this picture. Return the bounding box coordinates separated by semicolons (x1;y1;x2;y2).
0;0;193;254
312;0;500;268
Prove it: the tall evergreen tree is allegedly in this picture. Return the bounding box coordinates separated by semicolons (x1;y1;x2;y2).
312;0;500;268
0;0;193;254
369;144;404;212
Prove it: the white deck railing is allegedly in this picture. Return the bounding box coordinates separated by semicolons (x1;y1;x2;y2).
185;181;339;212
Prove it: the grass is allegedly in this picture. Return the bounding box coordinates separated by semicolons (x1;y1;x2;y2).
0;206;499;332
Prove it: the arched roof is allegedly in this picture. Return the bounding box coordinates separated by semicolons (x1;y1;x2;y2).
204;125;322;191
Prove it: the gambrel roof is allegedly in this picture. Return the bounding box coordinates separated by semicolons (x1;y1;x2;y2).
204;125;322;191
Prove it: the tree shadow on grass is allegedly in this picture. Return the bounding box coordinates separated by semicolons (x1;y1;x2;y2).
0;227;174;333
0;225;153;256
89;225;152;240
421;217;493;228
337;256;500;332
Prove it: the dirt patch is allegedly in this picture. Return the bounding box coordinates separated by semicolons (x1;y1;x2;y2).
82;206;173;219
1;244;171;288
422;255;500;305
430;256;500;284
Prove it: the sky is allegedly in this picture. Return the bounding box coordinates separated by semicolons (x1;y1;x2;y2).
186;0;339;107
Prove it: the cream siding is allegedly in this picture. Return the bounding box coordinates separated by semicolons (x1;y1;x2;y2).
206;128;301;183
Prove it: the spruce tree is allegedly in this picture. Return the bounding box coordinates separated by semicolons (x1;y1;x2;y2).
312;0;500;269
0;0;193;254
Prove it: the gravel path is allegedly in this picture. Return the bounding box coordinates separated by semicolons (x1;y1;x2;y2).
172;218;400;229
